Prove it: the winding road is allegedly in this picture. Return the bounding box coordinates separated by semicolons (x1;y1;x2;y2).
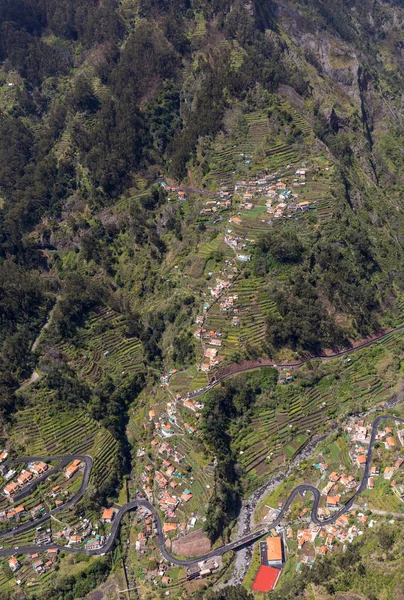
186;324;404;399
0;415;403;565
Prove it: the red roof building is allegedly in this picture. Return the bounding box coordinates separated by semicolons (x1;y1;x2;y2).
251;565;281;592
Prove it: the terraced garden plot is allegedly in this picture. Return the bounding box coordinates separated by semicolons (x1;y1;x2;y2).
198;277;282;368
8;399;120;499
55;308;144;385
265;143;298;171
89;429;120;490
198;234;224;258
169;369;196;396
233;402;325;477
189;370;209;392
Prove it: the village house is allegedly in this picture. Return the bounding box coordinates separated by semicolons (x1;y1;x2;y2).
183;400;197;412
101;508;115;523
86;536;103;551
0;450;8;463
17;470;33;486
181;489;193;503
384;466;395;480
64;459;81;479
326;495;341;509
4;481;18;496
29;462;48;476
356;454;367;467
163;522;177;534
69;534;83;544
31;504;45;517
8;557;20;572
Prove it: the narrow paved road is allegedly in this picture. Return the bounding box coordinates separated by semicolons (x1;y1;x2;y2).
186;325;404;399
0;415;402;565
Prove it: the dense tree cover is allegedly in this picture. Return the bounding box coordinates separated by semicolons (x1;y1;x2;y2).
29;556;111;600
255;206;383;353
201;369;277;541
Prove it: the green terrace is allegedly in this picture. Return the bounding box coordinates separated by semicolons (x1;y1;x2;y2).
53;307;144;386
228;328;404;482
6;397;120;503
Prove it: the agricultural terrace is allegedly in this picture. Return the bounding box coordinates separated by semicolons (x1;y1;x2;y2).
50;307;144;386
201;276;281;362
5;396;120;498
228;328;404;482
0;548;100;596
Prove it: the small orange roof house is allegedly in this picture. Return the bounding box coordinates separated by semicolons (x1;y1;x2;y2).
101;508;114;523
326;495;341;509
64;459;81;479
356;455;367;467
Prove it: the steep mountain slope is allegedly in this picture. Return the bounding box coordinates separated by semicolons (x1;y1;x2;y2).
0;1;404;596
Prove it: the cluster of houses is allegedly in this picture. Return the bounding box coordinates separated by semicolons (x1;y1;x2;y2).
2;462;48;498
7;549;59;578
1;459;82;503
201;185;232;214
320;469;358;511
29;549;58;575
288;508;377;562
0;504;26;522
50;518;105;551
138;427;199;533
232;167;312;222
345;417;404;496
134;506;155;553
159;181;187;203
148;399;199;439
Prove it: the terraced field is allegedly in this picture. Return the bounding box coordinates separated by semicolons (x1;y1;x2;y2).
9;401;120;493
55;308;144;385
204;110;270;185
230;328;404;479
202;276;281;363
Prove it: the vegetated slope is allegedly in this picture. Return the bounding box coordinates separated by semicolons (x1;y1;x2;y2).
0;0;403;394
0;1;403;597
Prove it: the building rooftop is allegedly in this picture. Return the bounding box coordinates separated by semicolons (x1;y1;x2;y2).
251;565;281;592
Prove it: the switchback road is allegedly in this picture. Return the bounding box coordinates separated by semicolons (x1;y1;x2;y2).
0;415;402;565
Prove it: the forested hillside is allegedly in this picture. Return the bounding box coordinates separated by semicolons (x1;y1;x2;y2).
0;0;402;475
0;1;404;595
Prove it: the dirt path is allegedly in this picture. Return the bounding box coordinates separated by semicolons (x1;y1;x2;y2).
17;370;40;391
31;296;60;353
17;296;60;393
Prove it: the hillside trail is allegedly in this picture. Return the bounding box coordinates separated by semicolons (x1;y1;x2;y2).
17;296;60;392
